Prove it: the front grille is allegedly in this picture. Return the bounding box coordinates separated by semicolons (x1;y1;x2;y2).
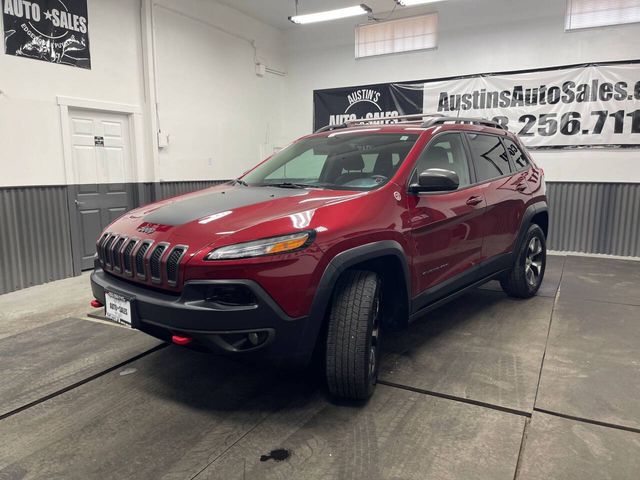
135;242;151;278
166;247;186;285
99;236;188;288
122;240;137;275
111;237;126;272
149;244;167;282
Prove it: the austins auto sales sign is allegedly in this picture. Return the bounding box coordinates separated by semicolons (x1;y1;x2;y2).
2;0;90;68
423;64;640;148
313;62;640;149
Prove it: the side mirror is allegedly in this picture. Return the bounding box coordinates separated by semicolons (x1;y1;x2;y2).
409;168;459;193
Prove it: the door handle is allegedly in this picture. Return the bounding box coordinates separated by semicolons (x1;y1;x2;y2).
74;200;86;206
516;183;527;192
466;196;483;206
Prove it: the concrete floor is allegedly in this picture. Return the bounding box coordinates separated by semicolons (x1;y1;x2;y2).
0;255;639;479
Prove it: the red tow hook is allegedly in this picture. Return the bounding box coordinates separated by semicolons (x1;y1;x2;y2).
172;334;193;346
90;299;104;308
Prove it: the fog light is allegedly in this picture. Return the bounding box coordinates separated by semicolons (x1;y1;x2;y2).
248;332;259;346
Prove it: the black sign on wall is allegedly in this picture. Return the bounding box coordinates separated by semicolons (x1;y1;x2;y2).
313;83;424;131
2;0;90;69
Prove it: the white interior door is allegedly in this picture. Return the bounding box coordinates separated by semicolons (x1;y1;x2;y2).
67;108;135;270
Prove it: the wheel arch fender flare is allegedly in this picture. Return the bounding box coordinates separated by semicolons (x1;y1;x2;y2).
299;240;411;351
515;201;548;253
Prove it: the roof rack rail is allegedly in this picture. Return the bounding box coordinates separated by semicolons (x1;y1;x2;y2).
314;113;431;133
422;116;507;131
314;113;507;133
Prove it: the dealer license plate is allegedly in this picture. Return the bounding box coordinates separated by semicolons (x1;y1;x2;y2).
105;291;133;327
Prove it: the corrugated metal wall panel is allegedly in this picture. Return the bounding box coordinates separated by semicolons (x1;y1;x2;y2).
1;181;638;295
547;182;640;257
0;186;74;294
155;180;228;200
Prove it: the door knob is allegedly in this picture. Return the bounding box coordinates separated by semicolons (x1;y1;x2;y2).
74;200;86;206
466;196;483;206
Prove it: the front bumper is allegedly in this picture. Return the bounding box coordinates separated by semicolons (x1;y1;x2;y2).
90;269;316;361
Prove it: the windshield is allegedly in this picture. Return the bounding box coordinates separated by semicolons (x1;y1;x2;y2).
242;132;419;190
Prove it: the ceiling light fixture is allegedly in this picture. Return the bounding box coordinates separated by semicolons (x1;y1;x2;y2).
395;0;447;6
289;4;372;24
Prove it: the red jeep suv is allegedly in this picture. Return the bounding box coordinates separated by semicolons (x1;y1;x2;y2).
91;115;548;400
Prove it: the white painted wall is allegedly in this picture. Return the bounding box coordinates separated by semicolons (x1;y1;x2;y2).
0;0;148;187
152;0;287;182
282;0;640;182
1;0;638;186
0;0;287;187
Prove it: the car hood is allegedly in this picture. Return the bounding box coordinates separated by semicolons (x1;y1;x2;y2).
112;183;366;253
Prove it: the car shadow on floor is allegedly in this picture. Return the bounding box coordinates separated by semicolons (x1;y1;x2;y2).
382;288;515;356
128;341;326;412
128;276;555;418
379;286;554;412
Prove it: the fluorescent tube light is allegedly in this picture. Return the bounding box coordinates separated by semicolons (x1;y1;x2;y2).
395;0;447;5
289;4;372;24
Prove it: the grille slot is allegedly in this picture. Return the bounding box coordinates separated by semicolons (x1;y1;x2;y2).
103;236;116;268
97;234;109;263
166;247;186;286
135;242;151;279
122;240;137;275
149;244;167;282
112;237;126;272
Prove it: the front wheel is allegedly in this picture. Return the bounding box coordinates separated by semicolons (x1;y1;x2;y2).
500;224;546;298
325;270;382;400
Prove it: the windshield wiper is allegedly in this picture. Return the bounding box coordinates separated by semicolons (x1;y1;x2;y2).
233;178;249;186
261;182;320;189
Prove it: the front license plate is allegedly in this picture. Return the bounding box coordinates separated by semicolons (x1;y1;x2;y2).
105;291;133;327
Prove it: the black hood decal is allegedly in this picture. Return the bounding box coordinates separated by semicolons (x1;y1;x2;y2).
142;185;304;226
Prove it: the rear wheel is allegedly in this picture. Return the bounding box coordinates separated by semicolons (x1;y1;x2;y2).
325;270;381;400
501;224;546;298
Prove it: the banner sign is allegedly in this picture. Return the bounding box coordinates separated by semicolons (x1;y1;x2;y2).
314;82;423;130
2;0;90;69
314;62;640;149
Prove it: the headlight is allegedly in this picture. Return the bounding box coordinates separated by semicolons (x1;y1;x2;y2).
205;231;314;260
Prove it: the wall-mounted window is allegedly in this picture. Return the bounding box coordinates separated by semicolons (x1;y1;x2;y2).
565;0;640;30
355;13;438;59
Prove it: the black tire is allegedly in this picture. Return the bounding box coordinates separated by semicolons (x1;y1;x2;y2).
325;270;382;400
500;224;546;298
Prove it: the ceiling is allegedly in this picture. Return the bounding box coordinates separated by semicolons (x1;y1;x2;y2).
214;0;414;30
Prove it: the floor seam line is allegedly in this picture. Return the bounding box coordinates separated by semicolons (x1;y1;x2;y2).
533;408;640;435
531;255;565;409
190;408;276;480
0;343;167;422
377;380;531;418
511;417;530;480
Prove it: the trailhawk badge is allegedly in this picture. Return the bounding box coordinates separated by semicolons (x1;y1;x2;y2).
2;0;91;69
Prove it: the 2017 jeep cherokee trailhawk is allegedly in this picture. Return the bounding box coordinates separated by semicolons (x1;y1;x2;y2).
91;114;548;400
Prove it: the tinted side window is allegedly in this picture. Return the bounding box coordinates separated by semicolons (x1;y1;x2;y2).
467;133;512;182
504;139;530;172
412;133;471;188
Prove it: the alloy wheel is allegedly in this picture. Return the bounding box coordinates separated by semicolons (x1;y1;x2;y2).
525;236;544;286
